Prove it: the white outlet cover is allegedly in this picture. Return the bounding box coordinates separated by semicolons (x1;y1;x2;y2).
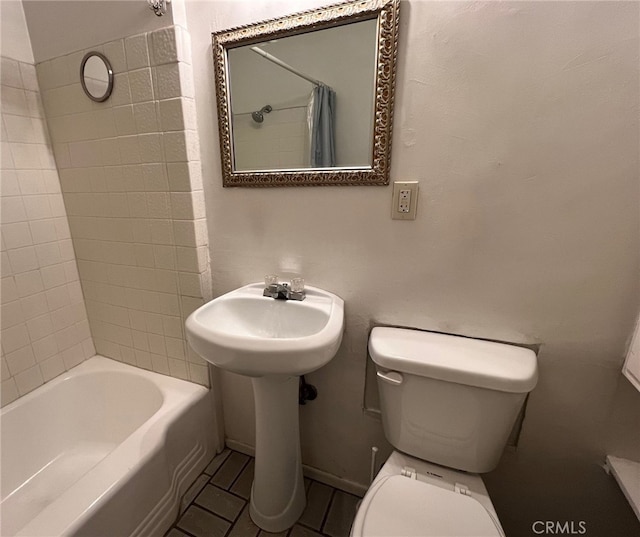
391;181;419;220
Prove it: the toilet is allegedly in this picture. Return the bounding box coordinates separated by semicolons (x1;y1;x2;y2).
351;327;538;537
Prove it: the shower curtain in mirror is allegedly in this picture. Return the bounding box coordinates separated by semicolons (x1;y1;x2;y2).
308;85;336;167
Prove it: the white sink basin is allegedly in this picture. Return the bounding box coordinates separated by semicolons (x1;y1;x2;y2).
186;283;344;377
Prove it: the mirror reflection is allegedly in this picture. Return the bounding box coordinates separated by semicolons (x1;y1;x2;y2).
227;18;378;172
80;52;113;102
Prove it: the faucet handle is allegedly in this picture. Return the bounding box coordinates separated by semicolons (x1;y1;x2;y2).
288;278;305;301
263;274;280;298
290;278;305;293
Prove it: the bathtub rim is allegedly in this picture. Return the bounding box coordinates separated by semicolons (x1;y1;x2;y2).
0;356;204;418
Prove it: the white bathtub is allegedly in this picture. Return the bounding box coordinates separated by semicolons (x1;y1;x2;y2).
1;356;218;537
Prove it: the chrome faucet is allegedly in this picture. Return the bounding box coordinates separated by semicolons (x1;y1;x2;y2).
263;277;305;301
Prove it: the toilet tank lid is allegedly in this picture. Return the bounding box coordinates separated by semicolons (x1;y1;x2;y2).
369;327;538;393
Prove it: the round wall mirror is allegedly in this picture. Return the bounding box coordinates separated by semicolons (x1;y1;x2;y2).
80;52;113;102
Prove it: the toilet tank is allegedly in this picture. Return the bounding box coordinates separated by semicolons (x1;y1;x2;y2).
369;327;538;473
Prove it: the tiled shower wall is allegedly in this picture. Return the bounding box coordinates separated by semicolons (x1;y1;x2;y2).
233;107;308;170
37;26;211;386
1;57;94;406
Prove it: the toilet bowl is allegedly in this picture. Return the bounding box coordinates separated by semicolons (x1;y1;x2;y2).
351;452;504;536
351;327;538;536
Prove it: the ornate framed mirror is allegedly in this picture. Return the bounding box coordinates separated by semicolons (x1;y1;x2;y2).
212;0;400;187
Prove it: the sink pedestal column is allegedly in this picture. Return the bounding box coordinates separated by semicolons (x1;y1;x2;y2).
249;375;306;532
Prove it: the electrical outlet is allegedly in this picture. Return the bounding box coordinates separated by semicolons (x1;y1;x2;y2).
391;181;419;220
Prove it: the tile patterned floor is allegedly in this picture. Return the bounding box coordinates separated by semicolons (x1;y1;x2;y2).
168;449;361;537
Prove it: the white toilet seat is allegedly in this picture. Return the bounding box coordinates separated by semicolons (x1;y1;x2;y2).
351;474;503;537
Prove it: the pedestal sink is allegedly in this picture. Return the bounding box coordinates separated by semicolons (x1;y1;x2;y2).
185;283;344;532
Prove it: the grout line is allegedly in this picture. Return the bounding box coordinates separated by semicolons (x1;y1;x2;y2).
206;450;232;478
174;519;200;537
222;520;234;537
209;481;252;503
297;521;319;531
176;530;198;537
319;487;336;535
191;496;245;524
225;454;251;491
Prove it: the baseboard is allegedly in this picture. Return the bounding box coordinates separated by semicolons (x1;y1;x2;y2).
302;464;367;497
226;438;255;457
606;455;640;522
225;438;368;498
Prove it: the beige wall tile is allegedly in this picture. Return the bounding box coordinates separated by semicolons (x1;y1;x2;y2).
5;343;36;374
103;39;127;73
14;363;44;396
158;97;184;131
1;378;19;406
129;68;154;103
1;58;23;88
24;24;210;398
133;102;159;133
124;34;150;71
113;105;136;136
1;56;94;407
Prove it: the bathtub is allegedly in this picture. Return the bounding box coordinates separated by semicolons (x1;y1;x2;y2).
1;356;218;537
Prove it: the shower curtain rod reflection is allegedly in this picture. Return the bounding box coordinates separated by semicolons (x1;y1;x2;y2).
233;104;308;117
250;47;325;87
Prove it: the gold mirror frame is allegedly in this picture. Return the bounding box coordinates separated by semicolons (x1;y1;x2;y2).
212;0;400;187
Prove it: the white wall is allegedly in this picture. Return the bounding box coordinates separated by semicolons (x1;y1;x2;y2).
186;0;640;534
23;0;175;62
0;0;34;63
